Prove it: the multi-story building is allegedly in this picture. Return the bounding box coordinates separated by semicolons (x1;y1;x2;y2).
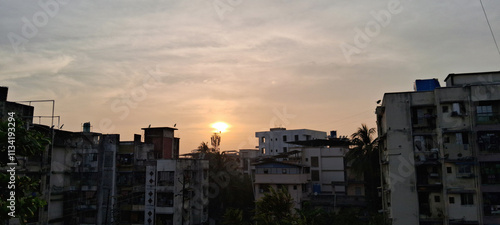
377;71;500;225
254;161;310;209
1;87;209;225
253;130;365;211
13;123;120;225
255;128;327;156
148;159;209;225
116;127;209;225
238;149;260;176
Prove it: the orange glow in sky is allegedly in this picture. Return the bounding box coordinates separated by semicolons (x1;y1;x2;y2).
211;122;229;133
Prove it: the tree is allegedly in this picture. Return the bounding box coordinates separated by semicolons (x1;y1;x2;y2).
345;124;381;213
222;208;247;225
195;134;254;224
254;187;296;225
0;119;50;224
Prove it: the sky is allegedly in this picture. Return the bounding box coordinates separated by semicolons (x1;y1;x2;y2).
1;0;499;154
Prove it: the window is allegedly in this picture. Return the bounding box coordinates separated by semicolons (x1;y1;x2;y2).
283;147;287;153
157;192;174;207
456;133;469;145
262;137;266;143
477;105;494;123
89;153;98;161
158;171;175;186
264;169;269;174
442;106;449;113
355;187;362;196
447;167;452;174
461;193;474;205
434;196;440;203
449;197;455;204
452;102;465;116
294;135;299;141
283;136;287;142
311;170;320;181
477;105;493;115
457;165;472;177
311;157;319;167
282;169;287;174
262;148;266;154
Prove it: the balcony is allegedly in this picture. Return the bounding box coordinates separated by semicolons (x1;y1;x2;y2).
417;183;443;192
131;205;145;211
254;173;309;184
308;194;366;207
415;151;440;166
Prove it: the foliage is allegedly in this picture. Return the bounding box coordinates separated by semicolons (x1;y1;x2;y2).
254;186;296;225
0;119;50;166
345;124;382;214
196;135;254;224
222;208;248;225
345;124;378;176
0;119;50;224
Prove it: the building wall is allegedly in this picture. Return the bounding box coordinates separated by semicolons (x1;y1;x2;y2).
254;162;309;210
256;128;327;156
378;72;500;225
378;92;420;225
298;146;346;194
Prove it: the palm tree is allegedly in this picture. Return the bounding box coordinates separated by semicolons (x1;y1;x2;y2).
346;124;378;175
345;124;380;212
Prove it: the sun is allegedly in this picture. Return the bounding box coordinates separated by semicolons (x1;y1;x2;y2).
211;122;229;133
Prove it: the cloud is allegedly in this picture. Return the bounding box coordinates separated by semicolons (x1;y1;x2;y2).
1;0;499;151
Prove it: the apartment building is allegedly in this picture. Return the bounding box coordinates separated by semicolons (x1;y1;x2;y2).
253;130;365;211
376;71;500;225
116;127;209;225
255;127;327;156
254;161;310;209
238;149;260;175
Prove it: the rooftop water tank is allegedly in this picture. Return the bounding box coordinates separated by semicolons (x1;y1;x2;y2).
414;79;440;92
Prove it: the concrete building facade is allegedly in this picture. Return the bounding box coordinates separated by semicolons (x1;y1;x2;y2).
377;71;500;225
255;128;327;156
253;130;366;212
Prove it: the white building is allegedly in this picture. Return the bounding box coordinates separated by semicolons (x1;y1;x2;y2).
253;129;365;211
292;145;347;195
377;71;500;225
255;128;327;156
145;159;209;225
253;161;310;209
